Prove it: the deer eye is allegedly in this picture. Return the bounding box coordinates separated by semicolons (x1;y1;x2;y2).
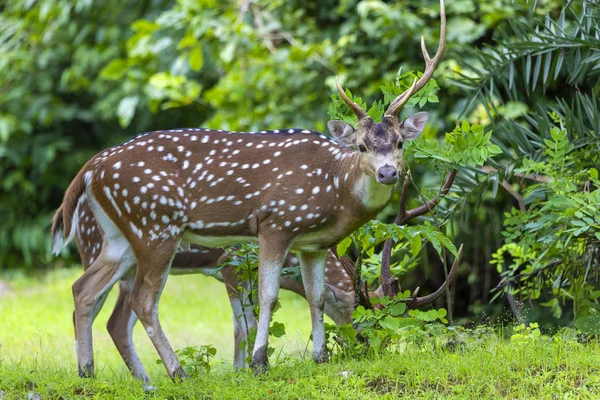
397;141;403;149
358;144;367;153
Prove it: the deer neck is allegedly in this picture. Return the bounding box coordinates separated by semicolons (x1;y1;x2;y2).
336;153;394;213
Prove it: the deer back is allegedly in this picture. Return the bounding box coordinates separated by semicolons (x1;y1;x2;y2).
81;128;387;253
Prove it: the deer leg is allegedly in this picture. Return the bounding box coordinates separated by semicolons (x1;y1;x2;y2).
222;266;257;369
129;238;186;381
250;236;290;373
298;250;329;363
106;273;150;383
72;234;135;378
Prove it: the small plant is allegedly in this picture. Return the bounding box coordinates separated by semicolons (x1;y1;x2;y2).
491;120;600;324
157;344;217;375
326;291;449;358
510;323;541;343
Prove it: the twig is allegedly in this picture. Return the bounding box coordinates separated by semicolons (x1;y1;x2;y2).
353;252;362;310
251;5;276;54
237;0;252;24
479;165;551;183
494;260;562;290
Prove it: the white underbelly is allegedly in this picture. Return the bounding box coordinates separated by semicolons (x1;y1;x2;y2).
181;232;258;248
291;229;338;251
169;266;223;279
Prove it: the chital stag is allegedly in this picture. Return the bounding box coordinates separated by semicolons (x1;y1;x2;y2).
60;199;354;381
51;0;446;378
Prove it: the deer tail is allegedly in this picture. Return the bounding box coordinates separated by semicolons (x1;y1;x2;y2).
51;206;65;255
51;166;91;255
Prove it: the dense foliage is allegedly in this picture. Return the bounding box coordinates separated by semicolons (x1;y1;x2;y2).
1;0;598;329
457;1;600;326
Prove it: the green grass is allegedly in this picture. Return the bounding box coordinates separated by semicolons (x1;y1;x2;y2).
1;268;599;399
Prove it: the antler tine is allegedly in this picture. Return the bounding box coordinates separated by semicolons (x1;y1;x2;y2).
335;76;368;120
408;243;462;309
384;0;447;117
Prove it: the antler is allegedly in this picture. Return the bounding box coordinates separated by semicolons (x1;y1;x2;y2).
384;0;447;117
370;245;460;310
335;76;368;120
407;244;462;309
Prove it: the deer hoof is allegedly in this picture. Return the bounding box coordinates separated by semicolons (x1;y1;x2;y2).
314;346;329;364
142;384;157;393
78;362;94;378
251;363;268;376
171;366;189;382
250;346;269;375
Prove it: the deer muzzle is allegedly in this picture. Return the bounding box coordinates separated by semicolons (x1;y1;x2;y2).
376;165;398;185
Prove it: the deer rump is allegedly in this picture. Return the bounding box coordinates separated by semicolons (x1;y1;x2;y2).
60;198;353;379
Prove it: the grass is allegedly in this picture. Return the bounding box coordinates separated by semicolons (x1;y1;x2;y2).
1;268;600;399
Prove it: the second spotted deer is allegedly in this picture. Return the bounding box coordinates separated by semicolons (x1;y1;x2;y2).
51;0;446;378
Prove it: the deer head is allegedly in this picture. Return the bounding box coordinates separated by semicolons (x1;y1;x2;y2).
329;0;446;185
328;100;429;185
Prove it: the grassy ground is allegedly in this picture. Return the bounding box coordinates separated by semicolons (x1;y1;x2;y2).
1;268;599;399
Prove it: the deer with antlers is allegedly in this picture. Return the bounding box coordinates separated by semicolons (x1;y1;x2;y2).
51;0;446;378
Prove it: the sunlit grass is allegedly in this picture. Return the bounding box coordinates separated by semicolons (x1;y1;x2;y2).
0;267;313;380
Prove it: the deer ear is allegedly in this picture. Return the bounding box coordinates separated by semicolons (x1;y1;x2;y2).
401;111;429;140
327;120;356;147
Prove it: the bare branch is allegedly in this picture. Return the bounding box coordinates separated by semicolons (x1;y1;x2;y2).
402;169;457;223
251;5;276;54
479;165;552;183
398;171;411;221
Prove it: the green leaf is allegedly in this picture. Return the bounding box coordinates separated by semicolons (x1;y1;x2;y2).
461;120;471;133
337;236;352;256
131;19;160;33
575;314;600;335
379;316;400;331
220;41;236;63
487;145;503;157
117;95;139;128
178;32;196;50
100;59;128;80
269;321;286;338
388;302;407;317
352;305;366;320
396;318;422;328
471;124;484;135
410;234;421;257
189;46;204;72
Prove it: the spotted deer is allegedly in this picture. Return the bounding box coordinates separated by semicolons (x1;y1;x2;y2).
51;0;445;378
63;199;353;381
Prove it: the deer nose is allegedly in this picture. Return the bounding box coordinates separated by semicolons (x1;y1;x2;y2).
377;165;398;185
